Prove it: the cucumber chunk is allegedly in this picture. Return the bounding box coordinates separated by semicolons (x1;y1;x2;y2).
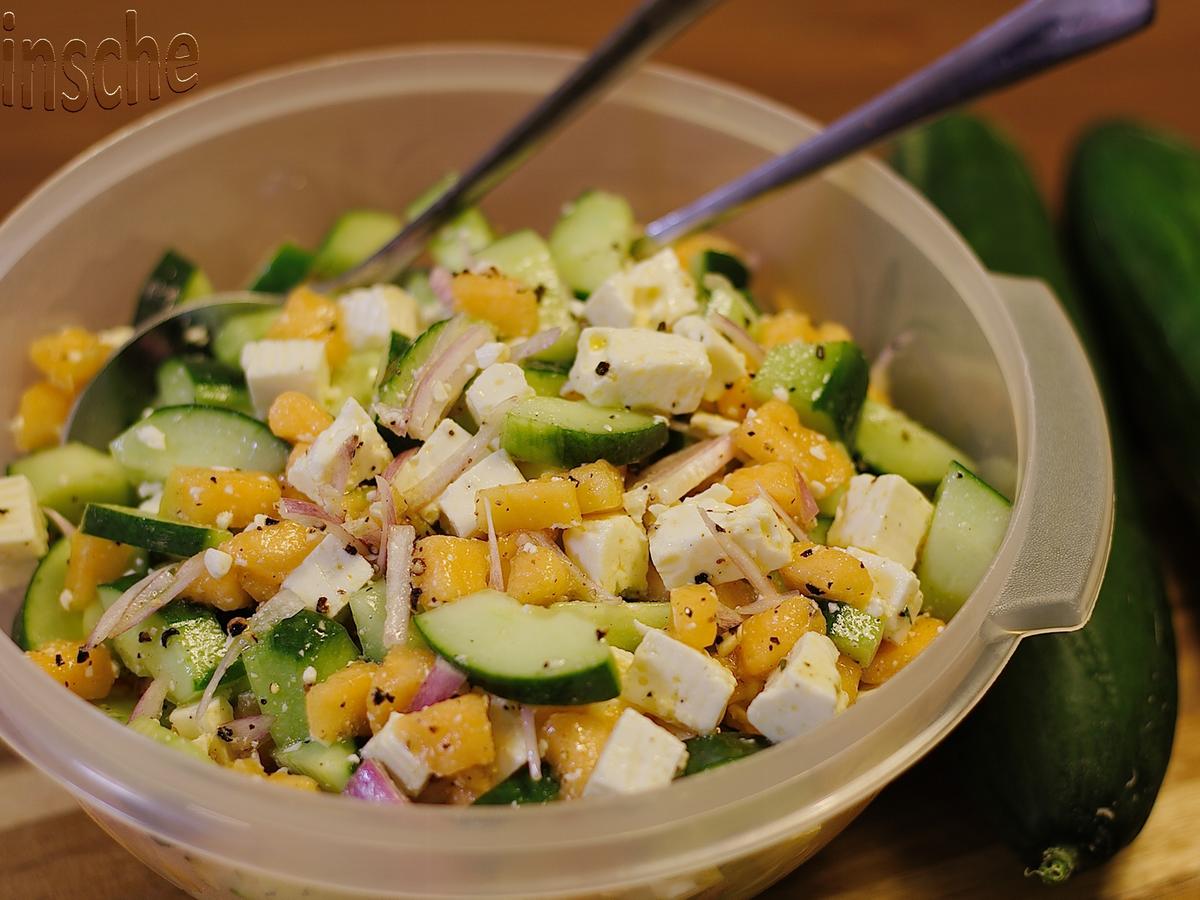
820;601;885;667
702;273;759;330
326;348;387;412
155;357;251;414
135;249;213;325
696;250;751;290
94;686;139;724
548;190;635;296
501;397;668;468
521;362;570;398
751;341;869;443
916;462;1012;620
12;538;78;650
414;590;620;705
374;317;452;409
7;442;134;523
309;209;402;280
682;733;769;776
549;601;670;651
856;400;972;488
109;405;289;481
274;739;357;792
129;717;212;763
474;768;560;806
242;610;360;747
347;579;428;660
80;504;227;557
212;309;281;368
99;580;246;703
248;242;313;294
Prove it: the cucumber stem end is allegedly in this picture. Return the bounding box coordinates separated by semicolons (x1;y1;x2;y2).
1027;846;1080;885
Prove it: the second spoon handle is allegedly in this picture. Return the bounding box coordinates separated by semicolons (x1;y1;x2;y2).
643;0;1155;246
322;0;721;292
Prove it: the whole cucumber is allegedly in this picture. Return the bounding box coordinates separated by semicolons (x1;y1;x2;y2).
892;114;1178;883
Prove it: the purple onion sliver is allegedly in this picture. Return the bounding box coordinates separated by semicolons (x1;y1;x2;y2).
344;760;408;804
407;657;467;712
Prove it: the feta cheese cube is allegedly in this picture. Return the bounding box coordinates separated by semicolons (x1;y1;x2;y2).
565;327;711;415
582;249;699;330
0;476;48;565
337;284;421;349
583;708;689;798
391;418;472;523
169;696;233;741
562;514;649;597
649;494;793;590
688;411;739;438
438;449;524;537
361;711;432;796
671;315;748;402
287;398;393;503
827;473;934;569
474;341;510;369
241;339;330;417
465;362;534;426
281;532;374;617
844;546;923;642
747;632;846;743
622;628;736;733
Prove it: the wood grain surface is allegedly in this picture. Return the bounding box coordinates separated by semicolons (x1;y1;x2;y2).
1;2;1198;898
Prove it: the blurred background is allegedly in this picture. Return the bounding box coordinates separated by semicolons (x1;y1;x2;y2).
1;2;1197;898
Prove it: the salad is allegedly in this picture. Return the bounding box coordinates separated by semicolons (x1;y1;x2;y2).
4;187;1012;804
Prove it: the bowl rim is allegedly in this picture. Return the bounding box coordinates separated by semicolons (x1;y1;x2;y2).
0;43;1052;892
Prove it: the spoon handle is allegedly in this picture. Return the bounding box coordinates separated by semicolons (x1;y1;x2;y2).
321;0;721;291
643;0;1154;245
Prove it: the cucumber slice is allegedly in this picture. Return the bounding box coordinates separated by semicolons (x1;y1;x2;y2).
521;362;569;398
99;580;246;702
134;249;213;325
94;685;139;724
80;504;227;557
856;400;972;488
696;250;751;290
702;273;759;330
682;733;769;776
375;317;452;409
242;610;360;747
348;580;387;662
7;442;134;523
248;242;313;294
326;348;387;412
387;331;412;366
155;357;251;414
549;601;670;651
501;397;668;468
274;739;356;792
109;405;289;481
309;210;403;280
12;538;78;650
916;462;1012;620
129;717;212;763
212;309;281;368
820;601;885;667
548;190;635;296
414;590;620;705
475;768;560;806
751;340;869;444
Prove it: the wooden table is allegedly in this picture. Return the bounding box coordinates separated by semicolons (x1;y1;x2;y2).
1;2;1198;896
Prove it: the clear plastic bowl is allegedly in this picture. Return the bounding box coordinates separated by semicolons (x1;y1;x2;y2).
0;47;1112;899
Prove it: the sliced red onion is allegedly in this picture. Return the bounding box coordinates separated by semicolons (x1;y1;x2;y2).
429;266;456;316
343;759;408;804
710;313;764;367
382;446;418;481
509;327;562;362
276;500;372;559
523;531;619;604
382;524;416;649
249;589;307;633
42;507;76;537
404;323;491;440
697;508;783;610
520;705;542;782
375;475;399;573
755;483;810;542
329;433;362;498
85;567;169;649
714;602;744;628
129;676;169;723
484;504;504;592
216;715;274;754
402;415;502;513
407;656;467;712
88;554;206;649
373;402;410;439
631;435;736;507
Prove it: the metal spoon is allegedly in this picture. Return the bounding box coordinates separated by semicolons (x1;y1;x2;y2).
68;0;1153;446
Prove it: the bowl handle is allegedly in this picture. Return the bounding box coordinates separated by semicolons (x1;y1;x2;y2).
981;274;1114;638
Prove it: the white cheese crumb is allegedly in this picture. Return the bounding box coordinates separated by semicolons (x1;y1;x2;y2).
136;424;166;450
301;665;318;686
203;548;233;579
